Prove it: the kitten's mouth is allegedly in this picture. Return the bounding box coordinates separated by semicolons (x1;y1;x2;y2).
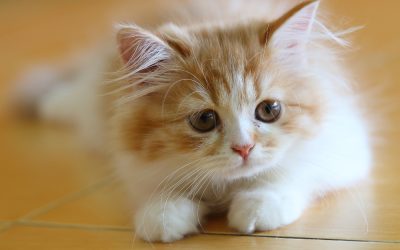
232;156;257;168
241;159;253;167
238;160;251;169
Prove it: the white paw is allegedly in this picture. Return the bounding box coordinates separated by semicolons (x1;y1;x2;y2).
134;197;206;242
228;190;307;233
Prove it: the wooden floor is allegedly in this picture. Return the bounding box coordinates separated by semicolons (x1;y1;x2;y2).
1;1;400;249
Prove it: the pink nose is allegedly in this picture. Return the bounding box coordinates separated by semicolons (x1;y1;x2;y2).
231;144;255;160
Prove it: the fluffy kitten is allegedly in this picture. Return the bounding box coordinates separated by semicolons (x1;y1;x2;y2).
21;0;371;243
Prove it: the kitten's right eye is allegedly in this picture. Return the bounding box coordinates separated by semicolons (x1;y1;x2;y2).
189;109;219;133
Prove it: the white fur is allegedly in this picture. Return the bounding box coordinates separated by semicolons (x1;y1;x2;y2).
228;188;309;233
135;197;207;242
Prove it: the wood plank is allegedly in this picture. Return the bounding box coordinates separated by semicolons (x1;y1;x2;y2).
0;226;398;250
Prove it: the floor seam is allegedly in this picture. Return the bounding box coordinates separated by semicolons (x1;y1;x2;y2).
18;175;115;221
202;232;400;244
0;221;15;233
11;220;400;244
17;220;131;232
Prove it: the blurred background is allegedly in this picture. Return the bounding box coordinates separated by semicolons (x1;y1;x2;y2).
0;0;399;248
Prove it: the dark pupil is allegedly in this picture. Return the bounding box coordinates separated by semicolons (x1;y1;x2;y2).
199;112;214;125
265;103;277;114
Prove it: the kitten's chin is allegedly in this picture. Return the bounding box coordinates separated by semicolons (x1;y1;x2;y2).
219;159;273;181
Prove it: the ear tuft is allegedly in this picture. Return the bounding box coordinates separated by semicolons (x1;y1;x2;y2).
268;0;320;52
159;23;192;58
116;24;171;72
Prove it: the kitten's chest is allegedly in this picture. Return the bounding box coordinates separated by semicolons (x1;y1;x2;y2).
195;174;273;212
198;181;250;212
201;188;232;212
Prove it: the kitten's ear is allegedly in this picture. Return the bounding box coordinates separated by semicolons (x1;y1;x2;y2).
116;24;171;72
268;0;319;53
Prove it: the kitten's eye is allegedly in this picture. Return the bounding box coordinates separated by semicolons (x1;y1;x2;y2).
189;109;219;133
255;100;282;123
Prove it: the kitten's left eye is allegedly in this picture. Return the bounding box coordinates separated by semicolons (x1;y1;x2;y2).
189;109;219;133
255;100;282;123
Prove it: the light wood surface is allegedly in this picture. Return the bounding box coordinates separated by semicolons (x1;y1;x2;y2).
1;226;399;250
1;0;400;249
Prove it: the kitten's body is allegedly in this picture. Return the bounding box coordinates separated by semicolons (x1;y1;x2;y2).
23;0;371;243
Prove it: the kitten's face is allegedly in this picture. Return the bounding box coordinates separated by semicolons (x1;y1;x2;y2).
116;2;325;181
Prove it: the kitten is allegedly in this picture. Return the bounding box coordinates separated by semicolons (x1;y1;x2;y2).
19;0;372;243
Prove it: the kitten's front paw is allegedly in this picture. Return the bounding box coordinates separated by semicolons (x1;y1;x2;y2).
134;197;206;242
228;190;307;233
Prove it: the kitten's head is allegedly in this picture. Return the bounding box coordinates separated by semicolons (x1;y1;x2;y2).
113;1;336;181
